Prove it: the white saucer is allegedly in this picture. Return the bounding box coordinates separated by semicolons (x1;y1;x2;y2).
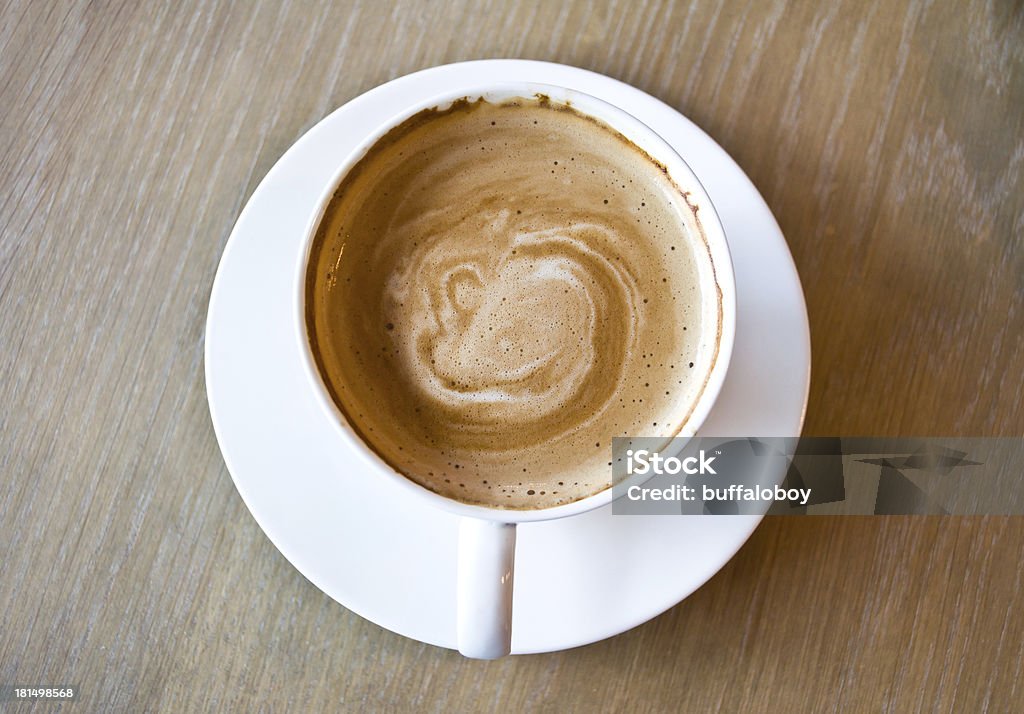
205;60;810;654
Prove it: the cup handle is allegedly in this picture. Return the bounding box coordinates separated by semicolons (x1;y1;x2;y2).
457;518;516;659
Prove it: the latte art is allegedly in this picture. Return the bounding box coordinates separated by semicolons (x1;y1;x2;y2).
307;96;722;509
388;215;639;450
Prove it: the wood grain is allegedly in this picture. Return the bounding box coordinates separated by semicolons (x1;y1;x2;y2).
1;0;1021;711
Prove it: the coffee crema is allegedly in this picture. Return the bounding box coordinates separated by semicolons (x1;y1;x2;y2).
306;95;721;509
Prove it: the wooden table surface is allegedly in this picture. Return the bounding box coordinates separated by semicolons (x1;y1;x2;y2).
2;1;1022;711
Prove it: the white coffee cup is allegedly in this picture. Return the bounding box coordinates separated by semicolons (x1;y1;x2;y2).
293;83;736;658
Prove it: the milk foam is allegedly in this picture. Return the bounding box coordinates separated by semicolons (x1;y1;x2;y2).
307;97;721;509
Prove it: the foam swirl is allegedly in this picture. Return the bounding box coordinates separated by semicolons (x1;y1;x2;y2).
386;211;641;449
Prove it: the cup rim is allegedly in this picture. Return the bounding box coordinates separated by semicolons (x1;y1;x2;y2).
293;81;737;524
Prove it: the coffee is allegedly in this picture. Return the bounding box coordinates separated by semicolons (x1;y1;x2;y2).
306;95;722;509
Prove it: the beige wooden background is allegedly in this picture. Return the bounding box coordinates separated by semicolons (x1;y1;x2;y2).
2;0;1022;711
